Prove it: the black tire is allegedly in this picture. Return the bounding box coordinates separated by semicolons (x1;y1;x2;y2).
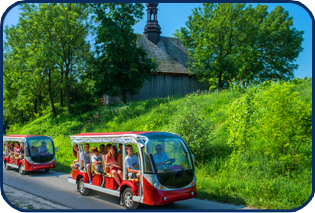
78;178;90;196
45;169;50;172
122;188;139;209
4;161;10;170
19;165;26;175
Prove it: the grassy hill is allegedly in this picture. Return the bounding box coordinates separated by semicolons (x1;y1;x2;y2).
6;78;312;209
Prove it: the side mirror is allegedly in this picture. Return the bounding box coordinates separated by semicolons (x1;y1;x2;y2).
191;154;195;166
55;147;58;153
145;140;152;154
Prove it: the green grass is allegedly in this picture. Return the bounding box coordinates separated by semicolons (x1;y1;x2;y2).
6;79;312;209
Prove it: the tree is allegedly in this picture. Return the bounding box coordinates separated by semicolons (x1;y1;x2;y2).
174;3;304;90
88;3;158;102
4;3;91;119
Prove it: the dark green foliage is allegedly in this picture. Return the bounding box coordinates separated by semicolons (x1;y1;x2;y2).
174;3;304;90
71;102;99;115
87;3;158;102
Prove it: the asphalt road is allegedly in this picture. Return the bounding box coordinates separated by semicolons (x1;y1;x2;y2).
3;168;248;210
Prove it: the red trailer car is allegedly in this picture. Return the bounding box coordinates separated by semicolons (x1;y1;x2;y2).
3;135;58;174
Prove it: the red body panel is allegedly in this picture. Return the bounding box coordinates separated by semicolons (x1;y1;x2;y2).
3;155;22;166
92;174;103;186
121;180;138;196
142;177;197;205
72;170;89;182
105;176;119;190
24;158;55;171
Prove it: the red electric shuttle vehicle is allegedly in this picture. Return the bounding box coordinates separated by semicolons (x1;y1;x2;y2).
3;135;58;175
67;131;197;209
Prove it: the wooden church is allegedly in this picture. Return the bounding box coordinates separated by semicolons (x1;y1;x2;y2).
103;3;207;104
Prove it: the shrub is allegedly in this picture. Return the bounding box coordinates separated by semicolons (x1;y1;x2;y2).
168;92;213;163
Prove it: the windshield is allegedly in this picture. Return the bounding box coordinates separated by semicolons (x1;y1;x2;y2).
145;137;193;174
27;138;54;163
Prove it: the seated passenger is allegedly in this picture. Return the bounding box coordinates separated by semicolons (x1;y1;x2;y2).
91;147;105;187
8;143;14;157
14;142;21;156
152;144;176;167
3;142;8;156
99;144;105;155
20;143;25;159
105;146;122;190
38;141;49;154
118;143;122;154
81;143;92;184
125;145;140;180
71;144;80;170
105;144;112;155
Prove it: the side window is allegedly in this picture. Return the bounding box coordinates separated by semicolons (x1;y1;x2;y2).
142;148;154;174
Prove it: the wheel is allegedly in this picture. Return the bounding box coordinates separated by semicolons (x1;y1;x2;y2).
122;188;139;209
78;178;90;196
4;161;10;170
19;165;26;175
45;169;50;172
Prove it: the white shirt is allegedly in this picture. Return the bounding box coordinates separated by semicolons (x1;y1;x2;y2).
152;152;170;165
80;152;91;164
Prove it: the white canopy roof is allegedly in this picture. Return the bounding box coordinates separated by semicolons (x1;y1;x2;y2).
70;134;148;146
3;136;26;143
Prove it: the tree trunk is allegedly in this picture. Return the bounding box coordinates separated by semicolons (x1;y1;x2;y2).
65;84;72;114
48;70;57;117
60;88;63;107
64;71;72;114
122;92;128;103
217;71;222;91
60;71;64;107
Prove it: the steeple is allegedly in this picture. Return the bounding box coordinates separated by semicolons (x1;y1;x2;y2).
144;3;162;44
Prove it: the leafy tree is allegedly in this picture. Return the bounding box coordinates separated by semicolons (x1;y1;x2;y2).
88;3;158;102
174;3;304;90
4;3;91;120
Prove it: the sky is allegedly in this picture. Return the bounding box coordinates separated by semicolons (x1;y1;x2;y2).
1;2;313;79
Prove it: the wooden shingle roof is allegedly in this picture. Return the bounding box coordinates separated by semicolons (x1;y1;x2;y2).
137;34;191;74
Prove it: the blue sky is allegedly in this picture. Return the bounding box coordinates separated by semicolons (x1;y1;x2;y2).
1;2;313;79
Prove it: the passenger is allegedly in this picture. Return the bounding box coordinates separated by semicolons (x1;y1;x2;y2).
8;143;14;157
105;144;112;155
38;141;49;154
118;143;122;154
125;145;140;179
105;146;122;190
99;144;105;155
152;144;176;167
3;142;8;156
71;144;80;170
91;147;105;187
14;142;21;156
20;143;25;159
81;143;92;184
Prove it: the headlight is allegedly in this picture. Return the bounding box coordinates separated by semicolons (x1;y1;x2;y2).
154;183;160;188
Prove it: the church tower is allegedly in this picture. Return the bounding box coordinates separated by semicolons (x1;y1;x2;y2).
144;3;162;44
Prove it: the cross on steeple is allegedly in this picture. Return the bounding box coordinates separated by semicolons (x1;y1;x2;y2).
144;3;162;44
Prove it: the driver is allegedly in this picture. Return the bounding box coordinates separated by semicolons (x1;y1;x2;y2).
38;141;49;154
152;144;176;167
